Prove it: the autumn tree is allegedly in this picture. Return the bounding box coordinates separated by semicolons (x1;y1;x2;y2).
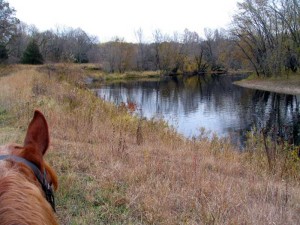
100;37;136;73
182;29;213;74
231;0;300;76
113;39;136;73
152;31;185;74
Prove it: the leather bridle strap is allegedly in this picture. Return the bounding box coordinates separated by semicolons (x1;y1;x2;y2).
0;155;56;212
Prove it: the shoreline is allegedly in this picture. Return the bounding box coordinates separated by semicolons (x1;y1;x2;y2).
234;78;300;95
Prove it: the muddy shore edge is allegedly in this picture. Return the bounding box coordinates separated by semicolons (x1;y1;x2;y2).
234;78;300;95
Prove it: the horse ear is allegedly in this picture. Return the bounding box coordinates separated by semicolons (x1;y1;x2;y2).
24;110;50;156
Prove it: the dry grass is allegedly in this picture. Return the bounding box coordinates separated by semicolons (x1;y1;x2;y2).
0;64;300;224
83;64;161;86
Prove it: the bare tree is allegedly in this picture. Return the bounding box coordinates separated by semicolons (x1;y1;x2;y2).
230;0;300;76
0;0;19;44
135;28;147;70
182;29;208;74
152;29;164;71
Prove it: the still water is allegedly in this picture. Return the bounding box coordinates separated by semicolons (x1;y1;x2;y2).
95;75;300;146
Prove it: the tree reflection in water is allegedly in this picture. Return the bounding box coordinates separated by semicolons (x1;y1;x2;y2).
250;91;300;146
95;74;300;148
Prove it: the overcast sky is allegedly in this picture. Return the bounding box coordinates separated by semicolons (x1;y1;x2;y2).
7;0;239;43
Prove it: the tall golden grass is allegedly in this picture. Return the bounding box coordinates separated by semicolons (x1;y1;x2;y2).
0;64;299;224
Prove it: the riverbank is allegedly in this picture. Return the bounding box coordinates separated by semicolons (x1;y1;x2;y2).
0;64;300;224
83;65;161;84
234;74;300;95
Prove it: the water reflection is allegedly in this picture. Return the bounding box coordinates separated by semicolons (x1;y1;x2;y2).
250;91;300;145
95;75;300;147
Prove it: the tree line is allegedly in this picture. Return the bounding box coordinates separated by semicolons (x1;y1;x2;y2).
1;0;299;77
231;0;300;77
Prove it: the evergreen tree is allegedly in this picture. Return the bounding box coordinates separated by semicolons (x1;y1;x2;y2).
21;39;43;64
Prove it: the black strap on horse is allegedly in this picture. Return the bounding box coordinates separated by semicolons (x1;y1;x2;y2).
0;155;56;212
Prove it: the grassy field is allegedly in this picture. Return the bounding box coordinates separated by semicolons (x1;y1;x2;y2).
0;64;300;224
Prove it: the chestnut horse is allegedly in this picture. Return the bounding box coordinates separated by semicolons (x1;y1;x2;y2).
0;110;58;225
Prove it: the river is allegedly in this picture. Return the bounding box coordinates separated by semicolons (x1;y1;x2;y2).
94;74;300;147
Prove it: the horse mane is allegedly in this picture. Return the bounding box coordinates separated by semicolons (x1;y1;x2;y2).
0;111;58;225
